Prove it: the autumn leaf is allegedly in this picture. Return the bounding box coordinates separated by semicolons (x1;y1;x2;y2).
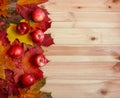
30;20;51;32
0;30;10;46
29;10;51;32
40;92;53;98
0;0;17;17
0;10;11;17
5;69;19;96
0;20;10;45
28;82;53;98
0;42;6;53
30;78;46;92
0;69;19;97
7;23;33;45
0;54;16;79
22;46;45;79
41;34;54;47
0;41;16;80
17;0;48;5
16;4;38;20
18;78;51;98
29;20;54;47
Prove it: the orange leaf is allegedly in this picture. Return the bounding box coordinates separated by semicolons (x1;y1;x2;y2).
0;42;16;79
0;54;16;79
18;79;46;98
17;0;48;5
0;0;12;17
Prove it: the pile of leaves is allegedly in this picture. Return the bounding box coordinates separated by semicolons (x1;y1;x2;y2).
0;0;54;98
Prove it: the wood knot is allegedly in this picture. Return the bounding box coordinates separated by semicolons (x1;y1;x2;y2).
116;56;120;60
112;0;119;3
112;62;120;72
77;6;82;9
100;89;108;95
91;37;97;41
108;5;112;8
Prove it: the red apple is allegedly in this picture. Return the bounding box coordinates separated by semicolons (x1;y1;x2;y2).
9;45;23;58
31;30;44;43
31;54;47;67
32;8;45;22
21;74;35;87
16;22;29;35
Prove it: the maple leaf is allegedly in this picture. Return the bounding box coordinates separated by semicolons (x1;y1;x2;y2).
0;88;8;98
0;69;19;98
0;0;16;17
0;42;6;53
0;79;8;98
0;54;16;79
0;10;11;17
29;9;51;32
30;20;51;32
7;23;33;45
0;30;10;46
7;39;24;83
41;34;54;47
0;20;10;46
16;0;48;20
17;0;48;5
16;4;38;20
5;69;19;96
22;46;45;79
17;78;52;98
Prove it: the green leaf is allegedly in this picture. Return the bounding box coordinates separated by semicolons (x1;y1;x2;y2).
31;78;46;92
40;92;53;98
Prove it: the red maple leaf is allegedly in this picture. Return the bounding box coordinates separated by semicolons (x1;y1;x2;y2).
5;69;19;96
0;21;10;46
22;46;45;79
16;4;38;20
41;34;54;47
0;30;10;46
35;21;51;32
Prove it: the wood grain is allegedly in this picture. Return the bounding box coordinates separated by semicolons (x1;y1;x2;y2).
41;0;120;98
42;0;120;12
46;29;120;45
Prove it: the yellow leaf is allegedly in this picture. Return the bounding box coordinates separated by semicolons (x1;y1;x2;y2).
7;24;33;45
17;0;48;5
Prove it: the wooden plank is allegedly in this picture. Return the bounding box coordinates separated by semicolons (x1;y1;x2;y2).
52;22;120;28
42;62;120;97
42;0;120;12
41;0;120;98
42;62;120;80
46;28;120;45
46;56;119;62
42;80;120;98
50;12;120;22
43;45;120;56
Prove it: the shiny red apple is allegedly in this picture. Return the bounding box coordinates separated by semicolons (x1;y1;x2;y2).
9;45;23;58
31;54;47;67
32;8;45;22
16;22;29;35
31;30;44;43
21;74;35;87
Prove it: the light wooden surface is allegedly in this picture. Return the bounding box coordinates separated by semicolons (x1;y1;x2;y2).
41;0;120;98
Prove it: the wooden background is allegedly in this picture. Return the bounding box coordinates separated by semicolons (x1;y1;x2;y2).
41;0;120;98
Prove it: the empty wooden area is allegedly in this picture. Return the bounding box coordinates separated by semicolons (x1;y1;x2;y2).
41;0;120;98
